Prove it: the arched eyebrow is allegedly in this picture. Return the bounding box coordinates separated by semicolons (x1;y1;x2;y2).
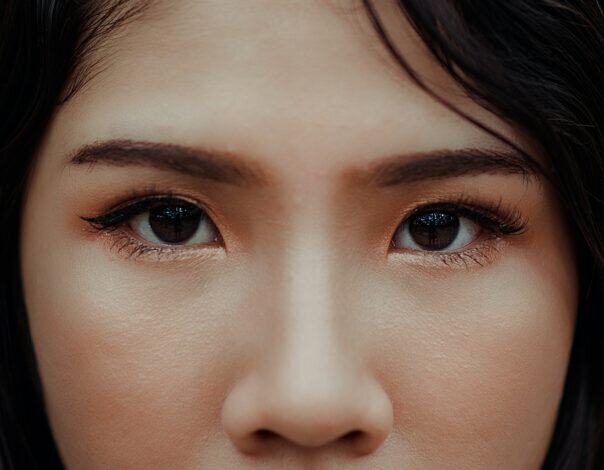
66;139;539;188
66;139;268;187
353;147;540;187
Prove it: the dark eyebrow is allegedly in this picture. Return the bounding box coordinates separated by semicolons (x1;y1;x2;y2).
352;147;542;187
67;139;268;187
67;139;541;188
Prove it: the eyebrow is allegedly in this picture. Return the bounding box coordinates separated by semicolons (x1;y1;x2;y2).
67;139;267;187
66;139;540;188
360;147;541;187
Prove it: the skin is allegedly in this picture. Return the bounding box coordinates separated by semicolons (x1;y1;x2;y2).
20;0;577;468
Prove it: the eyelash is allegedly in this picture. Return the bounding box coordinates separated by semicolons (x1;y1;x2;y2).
390;196;526;268
81;189;222;261
80;191;527;265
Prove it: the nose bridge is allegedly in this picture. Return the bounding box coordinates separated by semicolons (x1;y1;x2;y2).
272;232;352;405
280;225;341;355
221;221;393;456
266;196;346;361
274;202;359;371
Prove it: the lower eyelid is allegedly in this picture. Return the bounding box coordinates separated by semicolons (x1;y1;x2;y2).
389;235;509;270
93;226;223;263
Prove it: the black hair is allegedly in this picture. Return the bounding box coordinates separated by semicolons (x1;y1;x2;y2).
1;1;602;468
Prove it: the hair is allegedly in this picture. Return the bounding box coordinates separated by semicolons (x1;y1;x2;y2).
1;0;602;468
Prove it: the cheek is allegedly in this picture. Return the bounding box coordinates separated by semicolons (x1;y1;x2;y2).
370;248;576;467
21;233;251;467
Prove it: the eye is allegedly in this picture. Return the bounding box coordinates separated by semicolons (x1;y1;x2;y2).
392;209;480;252
82;196;222;247
129;200;219;245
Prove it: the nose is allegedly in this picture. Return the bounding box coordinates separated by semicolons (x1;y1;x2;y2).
221;248;393;457
222;369;393;456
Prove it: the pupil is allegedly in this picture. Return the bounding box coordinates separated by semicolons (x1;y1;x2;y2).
149;203;202;244
409;211;460;250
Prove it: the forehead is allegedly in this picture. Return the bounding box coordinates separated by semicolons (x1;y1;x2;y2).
52;0;526;175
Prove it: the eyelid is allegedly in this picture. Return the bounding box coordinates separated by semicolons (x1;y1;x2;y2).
80;193;224;262
405;202;525;236
81;195;206;229
388;196;527;269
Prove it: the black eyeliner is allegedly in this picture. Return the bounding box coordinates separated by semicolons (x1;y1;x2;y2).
81;196;195;230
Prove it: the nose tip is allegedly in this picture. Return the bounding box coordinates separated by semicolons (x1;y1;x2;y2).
221;375;393;456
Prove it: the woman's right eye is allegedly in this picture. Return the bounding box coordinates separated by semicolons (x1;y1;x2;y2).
82;196;222;248
129;200;220;245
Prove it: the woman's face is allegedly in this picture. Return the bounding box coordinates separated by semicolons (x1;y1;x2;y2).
20;1;577;468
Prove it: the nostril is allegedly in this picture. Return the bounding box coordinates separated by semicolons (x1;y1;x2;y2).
341;430;363;442
254;428;365;447
255;429;278;441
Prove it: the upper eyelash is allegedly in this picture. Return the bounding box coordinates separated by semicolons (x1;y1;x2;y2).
80;183;179;227
80;195;202;231
404;198;526;236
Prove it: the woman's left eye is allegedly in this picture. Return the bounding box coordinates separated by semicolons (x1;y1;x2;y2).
392;209;481;252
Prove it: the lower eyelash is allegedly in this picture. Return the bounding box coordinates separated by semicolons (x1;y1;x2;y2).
107;231;168;260
439;243;499;269
97;229;205;262
397;234;509;270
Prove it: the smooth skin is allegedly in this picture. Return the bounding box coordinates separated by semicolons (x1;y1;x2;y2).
20;0;577;468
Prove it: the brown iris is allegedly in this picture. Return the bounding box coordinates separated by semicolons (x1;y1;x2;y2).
408;211;460;250
148;203;202;244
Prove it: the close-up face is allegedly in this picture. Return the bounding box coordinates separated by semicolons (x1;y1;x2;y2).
19;0;578;468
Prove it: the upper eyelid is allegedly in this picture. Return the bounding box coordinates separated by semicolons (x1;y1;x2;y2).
405;203;514;224
81;195;205;227
408;204;500;225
